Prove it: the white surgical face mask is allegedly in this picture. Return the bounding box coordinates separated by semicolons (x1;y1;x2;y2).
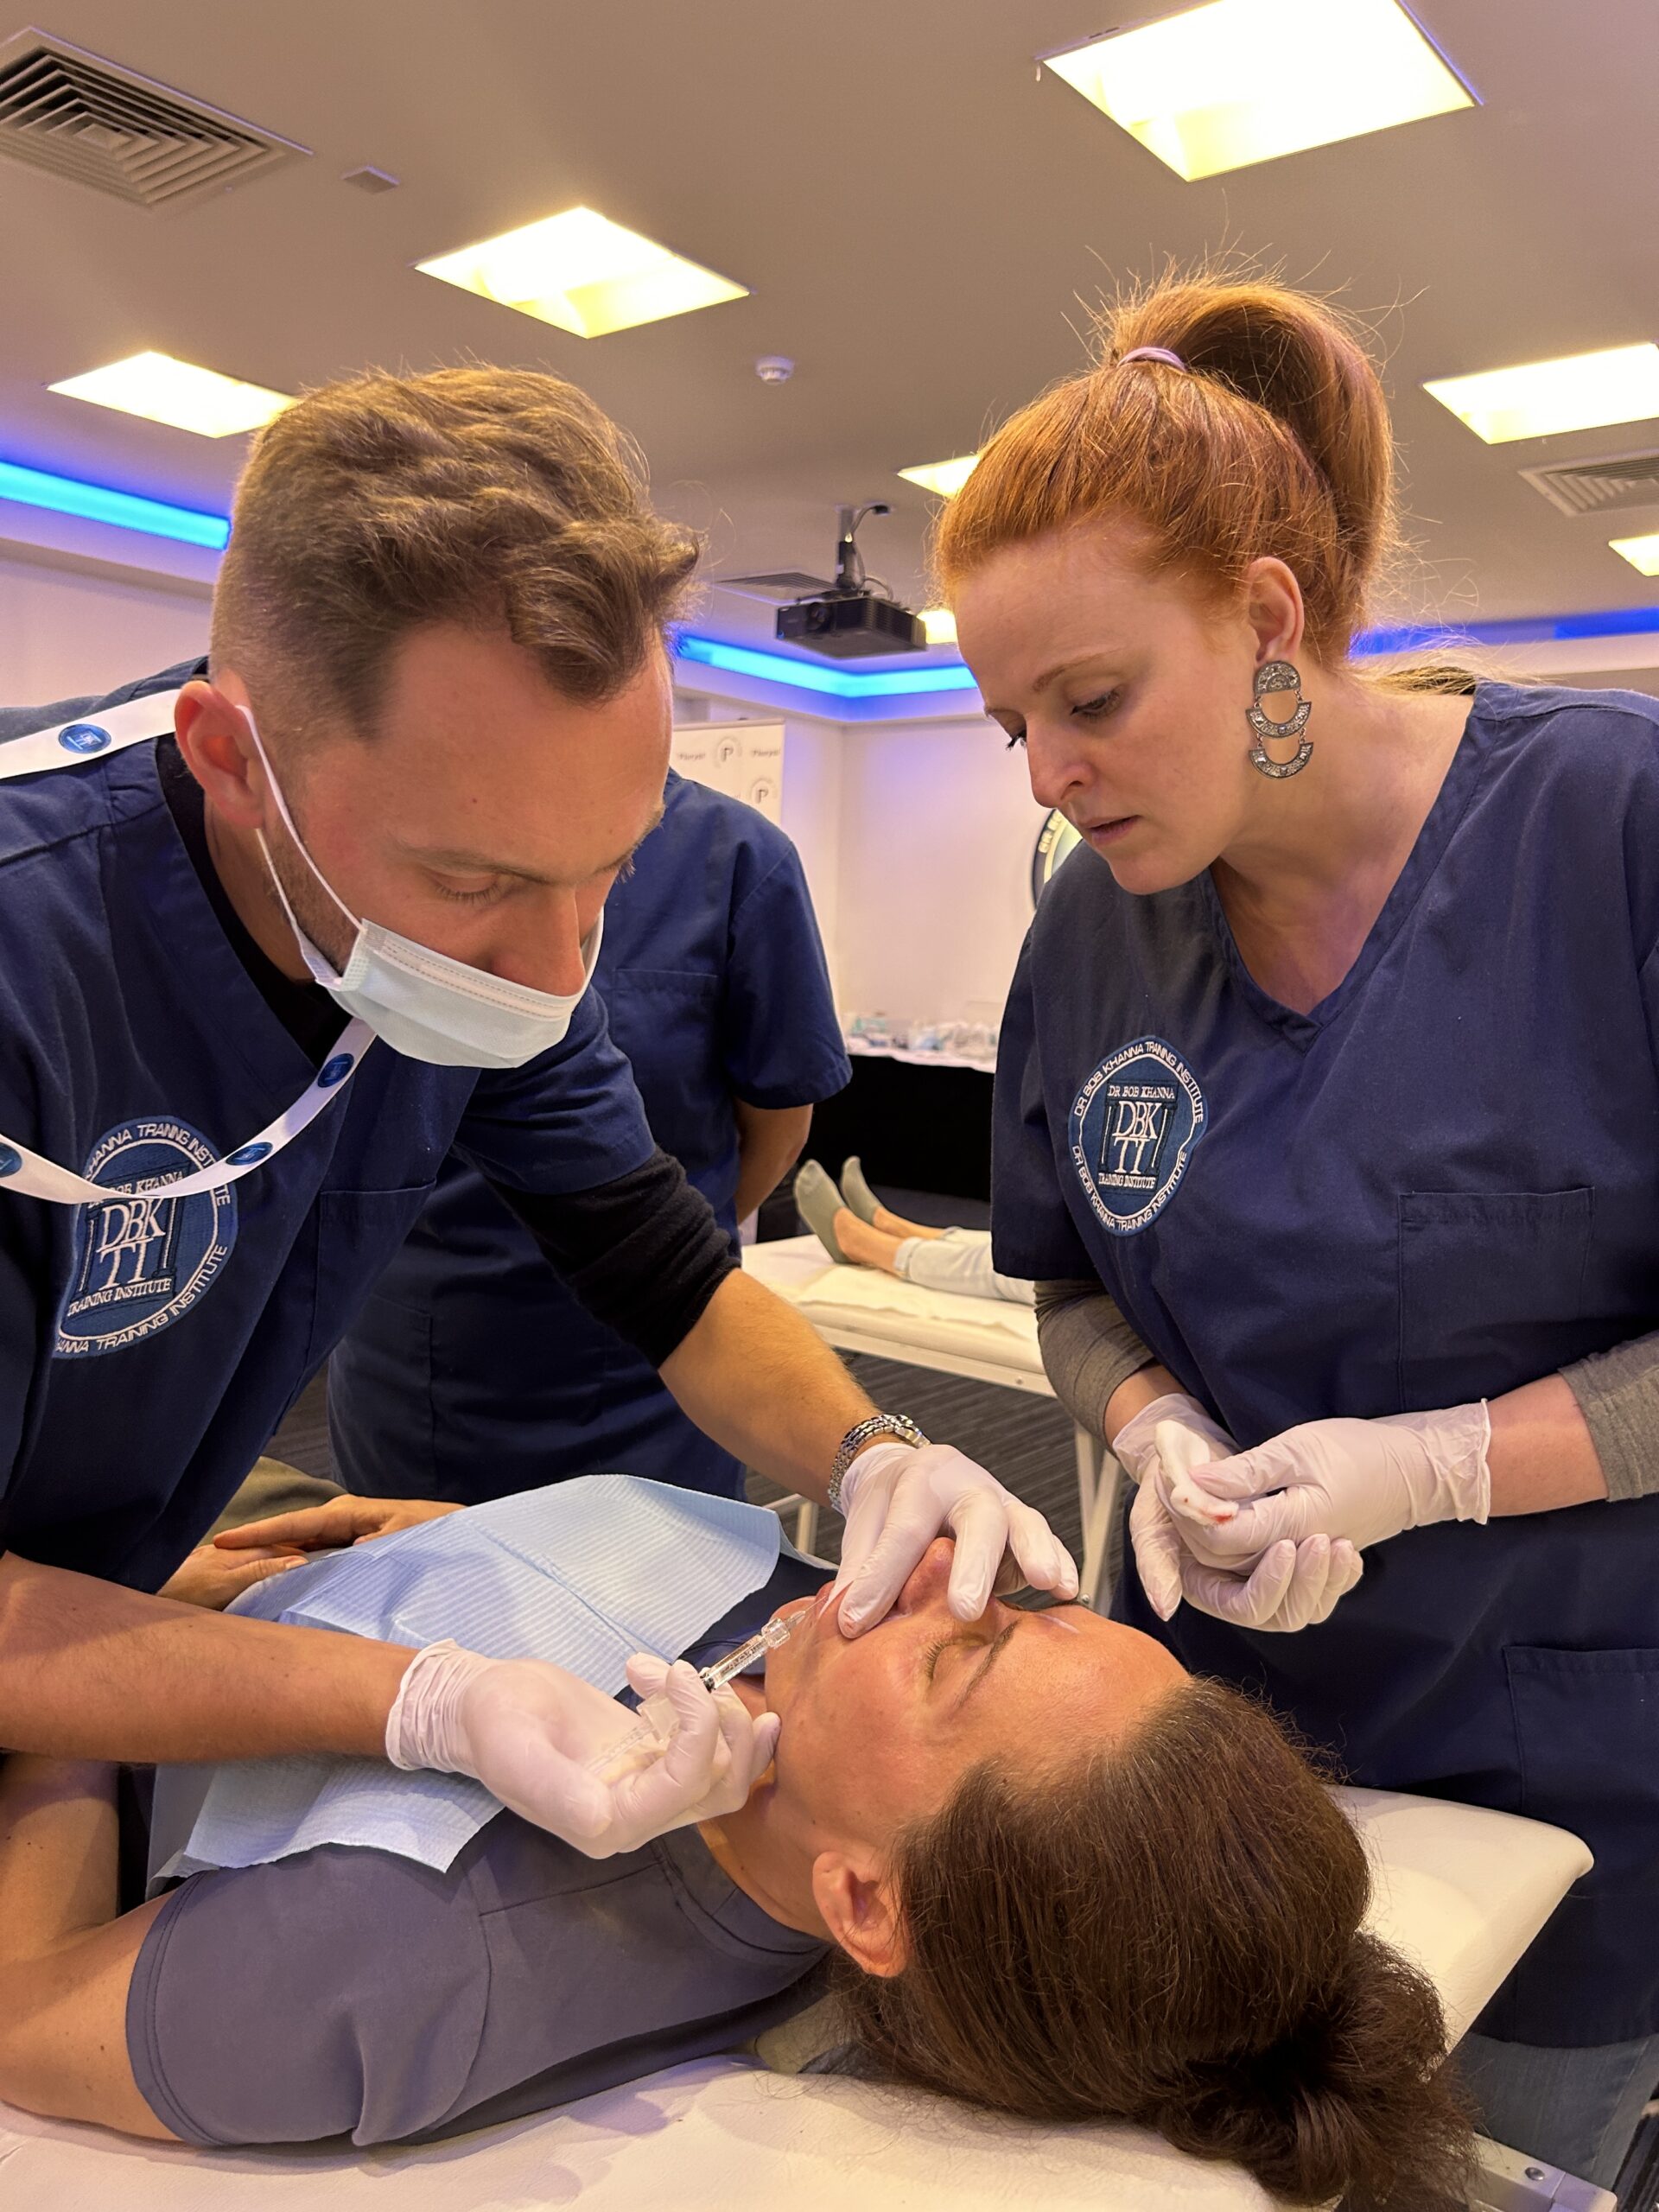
245;709;601;1070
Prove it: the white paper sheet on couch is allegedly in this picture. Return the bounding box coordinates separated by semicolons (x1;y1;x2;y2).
783;1251;1040;1344
149;1475;780;1887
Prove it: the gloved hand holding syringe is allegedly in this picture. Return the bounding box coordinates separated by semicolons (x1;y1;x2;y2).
588;1614;795;1783
387;1613;794;1857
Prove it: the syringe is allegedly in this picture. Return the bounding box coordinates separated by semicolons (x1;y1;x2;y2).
586;1614;797;1778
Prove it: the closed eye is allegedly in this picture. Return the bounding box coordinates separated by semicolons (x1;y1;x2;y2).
431;878;511;907
1072;690;1121;721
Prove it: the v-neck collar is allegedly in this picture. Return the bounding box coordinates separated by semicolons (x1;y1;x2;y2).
113;741;333;1101
1198;685;1492;1049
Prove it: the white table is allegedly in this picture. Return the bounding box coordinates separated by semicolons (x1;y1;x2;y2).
743;1235;1121;1601
0;1789;1599;2210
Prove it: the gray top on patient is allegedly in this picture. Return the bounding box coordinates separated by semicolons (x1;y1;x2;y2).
127;1548;831;2148
128;1792;826;2147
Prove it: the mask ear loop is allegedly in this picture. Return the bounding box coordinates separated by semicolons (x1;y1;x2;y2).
242;706;363;939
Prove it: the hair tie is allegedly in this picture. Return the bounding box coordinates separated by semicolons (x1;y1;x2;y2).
1119;346;1187;371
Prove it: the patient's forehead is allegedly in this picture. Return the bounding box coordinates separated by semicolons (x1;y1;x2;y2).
995;1603;1187;1742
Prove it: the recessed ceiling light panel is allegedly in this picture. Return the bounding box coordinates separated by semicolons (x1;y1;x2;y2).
416;206;747;337
49;351;293;437
1609;531;1659;578
897;454;979;499
1424;344;1659;444
1042;0;1474;181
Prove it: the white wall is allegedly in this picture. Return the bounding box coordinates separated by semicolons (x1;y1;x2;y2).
0;551;1028;1032
0;552;210;709
778;715;844;996
831;716;1046;1028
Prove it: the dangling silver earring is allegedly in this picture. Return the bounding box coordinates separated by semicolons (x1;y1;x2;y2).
1247;660;1313;779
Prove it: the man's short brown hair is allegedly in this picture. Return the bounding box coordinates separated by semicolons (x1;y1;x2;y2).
211;365;698;734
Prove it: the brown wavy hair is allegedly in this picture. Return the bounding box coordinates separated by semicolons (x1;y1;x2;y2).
213;365;699;734
836;1679;1473;2210
935;274;1404;667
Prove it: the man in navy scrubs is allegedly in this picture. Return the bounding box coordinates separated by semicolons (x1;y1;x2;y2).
329;768;849;1502
0;365;1073;1855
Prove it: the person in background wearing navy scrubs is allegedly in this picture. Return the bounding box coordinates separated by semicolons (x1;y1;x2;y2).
942;276;1659;2189
0;365;1074;1873
328;770;849;1503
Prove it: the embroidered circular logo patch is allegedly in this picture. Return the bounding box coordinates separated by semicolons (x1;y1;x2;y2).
57;721;111;755
55;1119;237;1359
1070;1036;1207;1237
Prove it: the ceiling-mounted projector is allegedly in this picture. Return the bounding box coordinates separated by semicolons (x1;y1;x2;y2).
726;504;926;659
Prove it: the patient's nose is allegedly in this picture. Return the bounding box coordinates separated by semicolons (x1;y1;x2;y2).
893;1536;956;1616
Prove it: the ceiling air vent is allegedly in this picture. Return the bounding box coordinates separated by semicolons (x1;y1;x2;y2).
1521;449;1659;518
0;28;308;210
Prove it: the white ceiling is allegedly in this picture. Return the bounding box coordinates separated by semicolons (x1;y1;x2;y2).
3;0;1659;660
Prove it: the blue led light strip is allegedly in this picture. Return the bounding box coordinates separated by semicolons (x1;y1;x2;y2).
1356;607;1659;652
674;632;981;701
677;603;1659;706
0;460;231;551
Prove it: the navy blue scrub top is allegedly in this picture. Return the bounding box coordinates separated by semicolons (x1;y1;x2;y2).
994;683;1659;2048
328;771;849;1503
0;665;656;1591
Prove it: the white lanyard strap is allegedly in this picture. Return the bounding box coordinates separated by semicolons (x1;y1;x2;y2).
0;1020;376;1203
0;689;374;1205
0;689;186;779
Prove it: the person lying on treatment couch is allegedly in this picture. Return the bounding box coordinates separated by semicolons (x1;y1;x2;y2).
0;1529;1473;2210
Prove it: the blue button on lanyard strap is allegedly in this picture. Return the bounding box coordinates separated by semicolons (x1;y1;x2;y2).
0;692;373;1205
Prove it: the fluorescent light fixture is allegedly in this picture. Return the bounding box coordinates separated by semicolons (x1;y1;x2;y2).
416;206;747;337
1043;0;1474;181
919;607;957;645
675;632;980;701
1608;532;1659;577
49;351;293;438
1423;344;1659;444
898;454;979;499
0;458;230;549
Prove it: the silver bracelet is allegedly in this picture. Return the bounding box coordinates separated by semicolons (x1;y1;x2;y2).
827;1412;928;1513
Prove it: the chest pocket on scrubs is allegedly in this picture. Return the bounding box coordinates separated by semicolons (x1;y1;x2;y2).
1397;1187;1592;1405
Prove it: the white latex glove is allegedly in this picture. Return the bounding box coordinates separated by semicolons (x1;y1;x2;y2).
386;1639;781;1859
831;1440;1078;1634
1171;1404;1491;1569
1115;1392;1364;1633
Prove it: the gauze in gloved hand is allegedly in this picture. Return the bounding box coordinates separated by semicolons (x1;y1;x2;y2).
1169;1403;1491;1569
832;1440;1077;1634
1114;1392;1363;1633
387;1639;780;1859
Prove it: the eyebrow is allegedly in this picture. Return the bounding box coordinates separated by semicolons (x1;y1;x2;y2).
1029;653;1113;696
398;804;664;885
957;1621;1018;1709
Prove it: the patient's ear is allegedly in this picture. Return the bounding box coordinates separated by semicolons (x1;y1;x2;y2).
810;1851;908;1978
